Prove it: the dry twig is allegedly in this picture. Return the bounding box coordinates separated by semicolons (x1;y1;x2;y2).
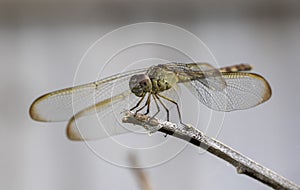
129;153;153;190
122;111;300;190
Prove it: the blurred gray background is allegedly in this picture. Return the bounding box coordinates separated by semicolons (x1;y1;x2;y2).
1;0;300;189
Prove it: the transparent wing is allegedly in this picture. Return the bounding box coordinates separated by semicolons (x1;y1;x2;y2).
184;72;272;111
29;68;147;122
163;63;227;91
67;84;181;141
66;90;134;141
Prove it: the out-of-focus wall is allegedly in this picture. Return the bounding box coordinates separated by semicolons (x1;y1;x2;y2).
0;1;299;190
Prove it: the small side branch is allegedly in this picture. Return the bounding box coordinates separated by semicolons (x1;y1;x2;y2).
129;153;153;190
122;111;300;190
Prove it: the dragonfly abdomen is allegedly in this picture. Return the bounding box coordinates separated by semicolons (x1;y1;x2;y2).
219;64;252;73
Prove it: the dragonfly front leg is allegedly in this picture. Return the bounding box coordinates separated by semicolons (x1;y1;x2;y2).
130;94;146;111
135;93;151;114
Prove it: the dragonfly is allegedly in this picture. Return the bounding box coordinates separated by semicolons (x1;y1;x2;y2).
30;63;271;141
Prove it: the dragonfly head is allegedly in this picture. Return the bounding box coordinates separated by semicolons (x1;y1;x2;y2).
129;74;152;97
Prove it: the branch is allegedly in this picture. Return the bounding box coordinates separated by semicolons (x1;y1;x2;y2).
122;111;300;190
129;153;153;190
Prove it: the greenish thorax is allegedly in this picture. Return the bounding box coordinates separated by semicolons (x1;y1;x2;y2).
147;65;178;93
129;65;179;97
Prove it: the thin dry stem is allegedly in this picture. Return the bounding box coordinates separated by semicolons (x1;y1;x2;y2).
122;111;300;190
129;153;153;190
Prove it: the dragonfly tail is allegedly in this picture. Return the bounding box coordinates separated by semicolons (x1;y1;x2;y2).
219;64;252;73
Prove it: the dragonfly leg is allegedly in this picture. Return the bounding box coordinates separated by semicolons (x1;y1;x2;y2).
155;94;170;121
130;94;146;111
157;93;183;124
144;94;151;115
151;95;160;119
152;95;168;138
135;93;151;114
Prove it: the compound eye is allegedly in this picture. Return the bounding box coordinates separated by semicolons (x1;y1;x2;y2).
129;74;147;89
129;74;151;97
141;81;147;87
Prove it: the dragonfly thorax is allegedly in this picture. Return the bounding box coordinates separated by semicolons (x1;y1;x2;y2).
129;73;173;97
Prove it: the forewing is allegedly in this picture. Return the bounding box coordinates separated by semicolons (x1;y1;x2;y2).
29;68;147;122
184;72;271;111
